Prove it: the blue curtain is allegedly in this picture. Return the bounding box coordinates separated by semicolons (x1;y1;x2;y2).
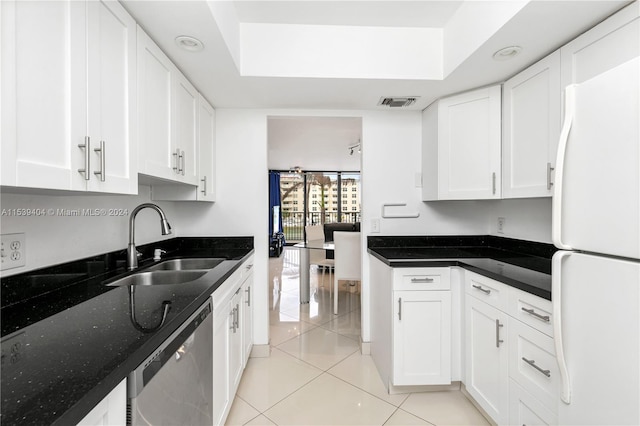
269;171;285;243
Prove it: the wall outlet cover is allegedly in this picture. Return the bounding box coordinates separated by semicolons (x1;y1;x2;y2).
1;233;26;270
497;217;505;234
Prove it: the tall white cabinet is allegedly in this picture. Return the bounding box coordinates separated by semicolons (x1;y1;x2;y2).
1;0;137;193
502;51;561;198
422;85;502;201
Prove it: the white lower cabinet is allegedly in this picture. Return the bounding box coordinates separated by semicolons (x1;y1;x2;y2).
211;257;254;426
393;290;451;385
464;295;510;425
463;271;557;426
370;259;454;391
76;379;126;426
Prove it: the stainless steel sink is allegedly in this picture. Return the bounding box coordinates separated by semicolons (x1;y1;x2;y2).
145;258;226;271
105;270;207;286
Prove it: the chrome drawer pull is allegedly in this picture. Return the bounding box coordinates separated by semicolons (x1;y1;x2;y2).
398;297;402;321
473;284;491;295
495;319;504;347
521;307;550;322
411;277;434;283
522;357;551;377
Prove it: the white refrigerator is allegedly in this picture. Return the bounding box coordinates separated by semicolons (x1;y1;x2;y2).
552;56;640;425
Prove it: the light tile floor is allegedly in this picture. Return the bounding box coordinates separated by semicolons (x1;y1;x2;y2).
226;247;489;426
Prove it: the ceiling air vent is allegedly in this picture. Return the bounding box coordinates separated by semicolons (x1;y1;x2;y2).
378;97;419;108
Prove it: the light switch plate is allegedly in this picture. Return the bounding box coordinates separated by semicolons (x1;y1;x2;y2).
1;233;26;270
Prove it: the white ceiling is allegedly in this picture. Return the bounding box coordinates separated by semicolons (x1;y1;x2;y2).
122;0;632;111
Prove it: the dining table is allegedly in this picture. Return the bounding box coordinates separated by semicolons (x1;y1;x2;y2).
293;241;335;303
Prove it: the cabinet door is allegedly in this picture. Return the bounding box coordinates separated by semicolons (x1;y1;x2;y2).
509;379;557;426
212;297;232;426
86;0;137;194
1;0;86;190
393;290;451;385
77;379;126;426
503;50;561;198
241;265;254;365
438;85;502;200
229;288;243;394
137;26;174;180
174;72;199;185
465;295;509;425
560;3;639;89
197;95;216;201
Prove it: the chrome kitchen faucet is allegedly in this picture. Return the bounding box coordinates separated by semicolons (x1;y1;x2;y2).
127;203;172;270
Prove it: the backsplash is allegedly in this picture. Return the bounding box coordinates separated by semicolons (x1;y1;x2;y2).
0;186;179;276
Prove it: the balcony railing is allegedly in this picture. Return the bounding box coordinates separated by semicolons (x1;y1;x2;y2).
281;211;360;242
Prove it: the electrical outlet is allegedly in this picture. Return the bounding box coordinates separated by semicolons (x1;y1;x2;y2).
497;217;506;234
371;218;381;233
1;332;27;367
1;233;26;270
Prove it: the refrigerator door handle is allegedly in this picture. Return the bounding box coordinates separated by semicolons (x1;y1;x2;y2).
553;250;572;404
552;85;577;250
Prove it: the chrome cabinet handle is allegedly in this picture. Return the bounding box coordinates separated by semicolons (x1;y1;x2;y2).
547;162;555;190
201;176;207;195
495;319;504;347
173;149;180;173
411;277;434;283
180;150;185;175
245;286;251;306
398;297;402;321
492;172;496;195
472;284;491;295
522;357;551;377
229;310;235;332
246;264;253;271
78;136;91;180
521;307;550;322
93;140;105;182
235;303;240;330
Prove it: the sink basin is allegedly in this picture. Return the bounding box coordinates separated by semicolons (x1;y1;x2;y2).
105;270;207;286
145;258;226;271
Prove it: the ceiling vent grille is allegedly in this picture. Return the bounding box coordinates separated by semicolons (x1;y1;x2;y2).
378;97;418;107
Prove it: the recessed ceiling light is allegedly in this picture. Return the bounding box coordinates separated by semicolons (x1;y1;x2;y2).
492;46;522;61
175;35;204;52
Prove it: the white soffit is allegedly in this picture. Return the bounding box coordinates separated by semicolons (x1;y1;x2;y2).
209;0;529;80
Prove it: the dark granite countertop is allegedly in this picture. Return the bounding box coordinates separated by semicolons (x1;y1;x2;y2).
0;237;253;426
367;236;555;300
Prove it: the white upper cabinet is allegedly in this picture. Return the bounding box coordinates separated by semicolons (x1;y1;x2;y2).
502;50;561;198
197;95;216;202
173;73;199;186
560;2;639;89
137;26;173;181
137;26;200;187
1;0;137;193
422;85;502;200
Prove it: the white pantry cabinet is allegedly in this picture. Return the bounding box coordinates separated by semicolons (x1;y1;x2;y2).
422;85;502;201
1;0;137;194
502;50;561;198
76;379;126;426
137;27;199;187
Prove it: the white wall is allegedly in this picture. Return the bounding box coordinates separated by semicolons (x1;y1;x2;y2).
486;197;552;243
0;186;179;277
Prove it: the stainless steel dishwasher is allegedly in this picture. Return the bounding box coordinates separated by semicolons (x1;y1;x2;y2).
127;300;213;425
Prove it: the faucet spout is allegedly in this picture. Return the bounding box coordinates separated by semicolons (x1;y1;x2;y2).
127;203;172;270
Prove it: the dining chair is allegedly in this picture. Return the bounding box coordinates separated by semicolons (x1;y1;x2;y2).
333;231;361;315
305;225;334;292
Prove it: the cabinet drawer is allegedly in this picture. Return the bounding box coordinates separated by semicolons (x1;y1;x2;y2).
464;271;508;311
509;379;557;426
508;319;559;412
394;267;450;291
508;287;553;337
